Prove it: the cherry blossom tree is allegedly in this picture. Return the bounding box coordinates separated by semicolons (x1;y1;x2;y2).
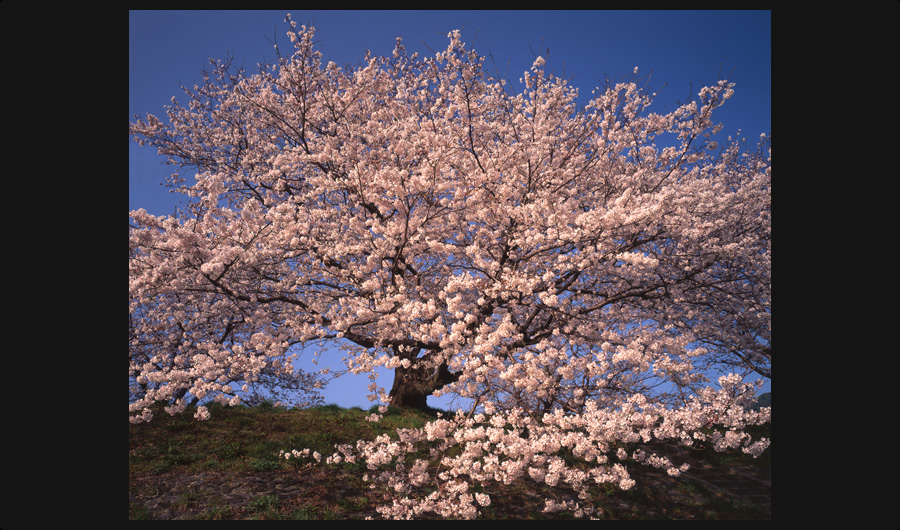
130;16;770;518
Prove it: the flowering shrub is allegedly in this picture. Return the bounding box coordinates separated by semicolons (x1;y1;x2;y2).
280;375;768;519
130;15;770;518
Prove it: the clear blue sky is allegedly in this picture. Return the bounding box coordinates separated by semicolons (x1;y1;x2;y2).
130;10;771;409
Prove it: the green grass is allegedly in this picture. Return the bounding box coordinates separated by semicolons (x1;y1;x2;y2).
129;402;770;520
129;401;435;474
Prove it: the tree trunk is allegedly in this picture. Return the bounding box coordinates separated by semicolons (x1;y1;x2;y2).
388;365;431;411
387;351;458;412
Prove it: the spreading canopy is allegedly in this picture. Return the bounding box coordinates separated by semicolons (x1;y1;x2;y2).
130;18;770;517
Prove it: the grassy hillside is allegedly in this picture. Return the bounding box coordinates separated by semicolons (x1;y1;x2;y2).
129;402;770;520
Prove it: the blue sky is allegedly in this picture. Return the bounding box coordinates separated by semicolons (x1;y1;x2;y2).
130;10;771;409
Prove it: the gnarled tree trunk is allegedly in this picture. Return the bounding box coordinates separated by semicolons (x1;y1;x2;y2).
387;348;459;411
